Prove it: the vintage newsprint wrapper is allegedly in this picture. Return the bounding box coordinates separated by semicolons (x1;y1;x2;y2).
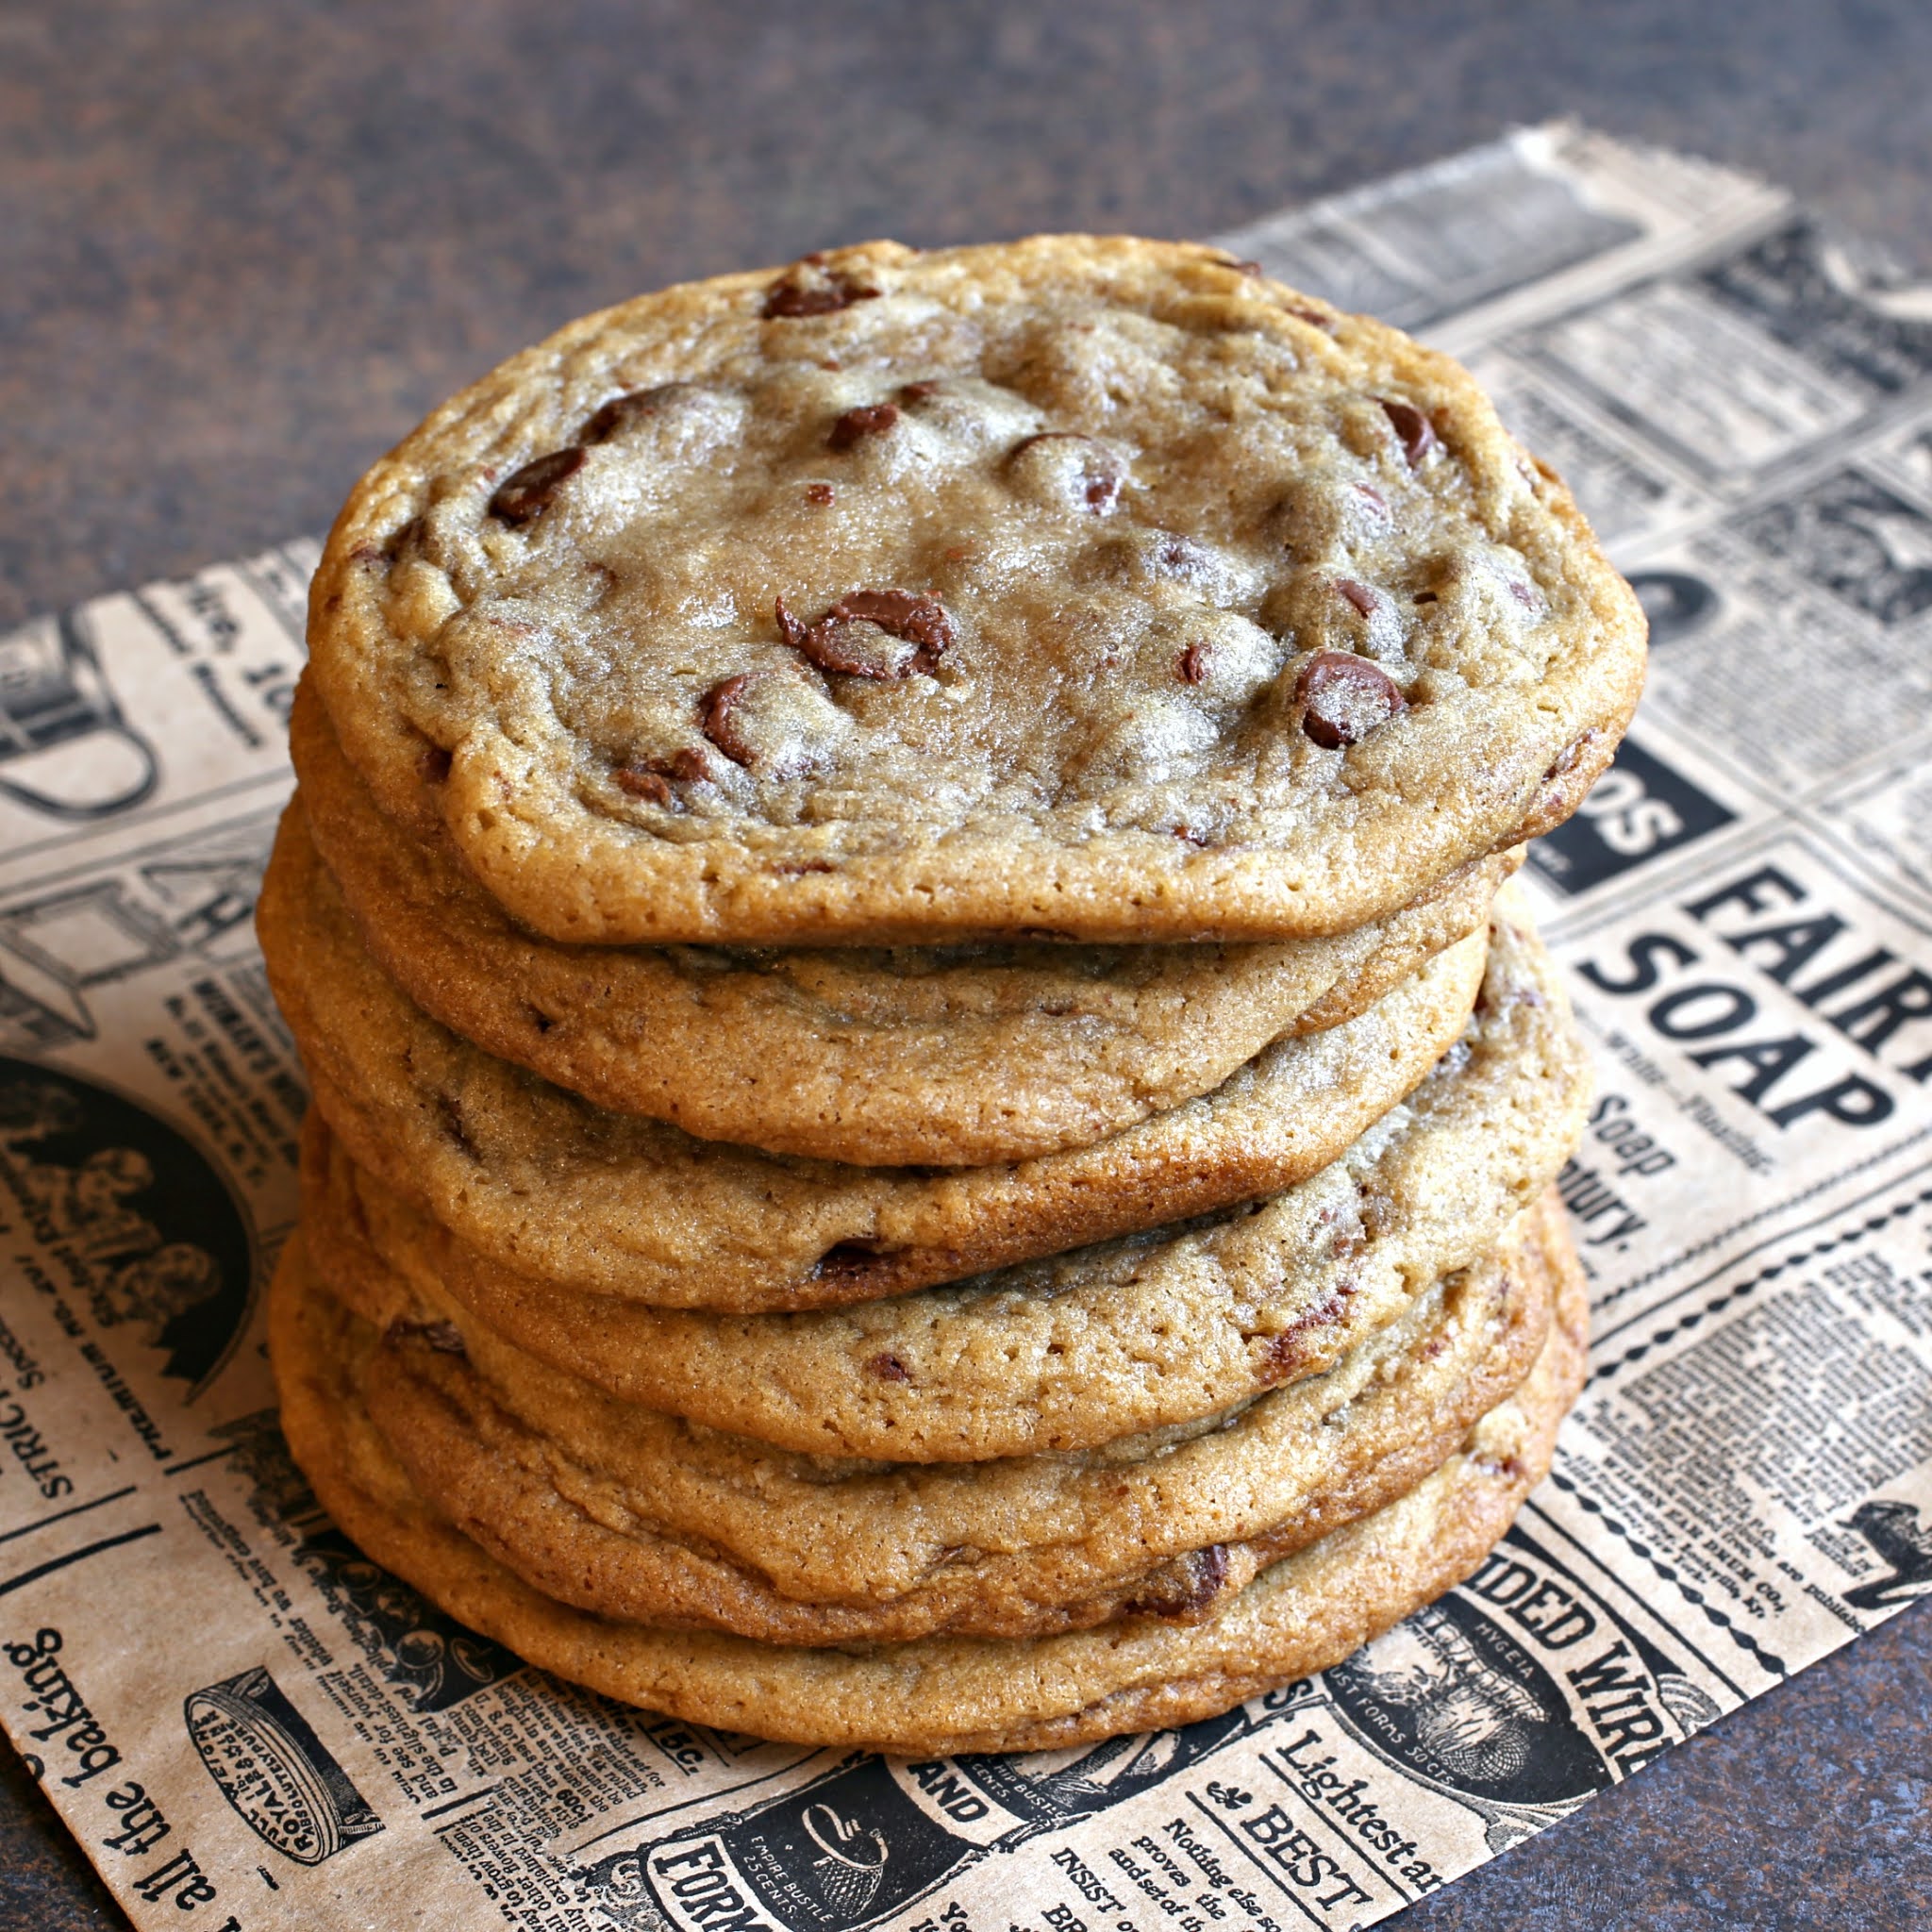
2;124;1929;1932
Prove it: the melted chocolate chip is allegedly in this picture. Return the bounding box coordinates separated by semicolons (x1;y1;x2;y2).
805;482;836;506
1516;726;1609;840
1177;641;1209;684
488;446;587;524
1335;578;1378;617
697;675;756;767
865;1351;912;1382
614;765;674;805
434;1093;476;1160
761;265;881;319
898;379;941;402
1153;534;1216;581
777;589;954;679
1257;1276;1360;1386
384;1318;468;1357
1377;397;1439;465
1008;432;1124;513
358;517;425;571
615;745;711;801
810;1241;897;1291
1294;651;1407;750
1124;1544;1231;1619
580;384;692;443
1475;1455;1528;1483
827;402;900;450
1540;732;1600;787
1284;304;1334;329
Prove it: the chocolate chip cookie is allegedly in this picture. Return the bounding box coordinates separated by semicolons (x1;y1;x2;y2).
298;886;1587;1457
262;800;1488;1312
305;236;1643;947
294;678;1511;1166
270;1218;1584;1754
321;1181;1560;1643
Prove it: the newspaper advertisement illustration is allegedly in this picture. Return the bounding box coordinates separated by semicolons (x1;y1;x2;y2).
0;125;1927;1931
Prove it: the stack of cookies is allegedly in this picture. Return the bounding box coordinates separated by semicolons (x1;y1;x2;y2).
260;238;1645;1756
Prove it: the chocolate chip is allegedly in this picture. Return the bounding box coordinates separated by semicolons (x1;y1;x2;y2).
614;766;674;806
864;1351;912;1382
805;482;836;506
898;380;941;402
1257;1275;1360;1386
1007;431;1124;514
384;1318;467;1358
358;517;425;571
488;446;587;524
777;588;954;679
827;402;899;450
774;596;808;650
1153;533;1217;582
434;1093;476;1160
1124;1544;1231;1619
1541;732;1598;786
1335;578;1378;617
810;1241;895;1290
1508;579;1541;610
1177;641;1209;684
580;384;691;443
615;745;710;801
698;675;756;767
761;265;881;319
1294;651;1407;749
1377;397;1439;465
1352;482;1389;518
1517;726;1609;840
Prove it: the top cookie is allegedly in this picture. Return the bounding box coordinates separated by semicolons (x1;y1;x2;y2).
308;236;1643;943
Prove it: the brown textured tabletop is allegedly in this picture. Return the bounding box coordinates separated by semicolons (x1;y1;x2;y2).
4;4;1930;1928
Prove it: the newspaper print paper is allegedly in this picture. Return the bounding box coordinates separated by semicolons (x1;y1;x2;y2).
1;125;1927;1932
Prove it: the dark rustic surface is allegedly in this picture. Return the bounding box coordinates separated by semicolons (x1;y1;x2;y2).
3;2;1929;1927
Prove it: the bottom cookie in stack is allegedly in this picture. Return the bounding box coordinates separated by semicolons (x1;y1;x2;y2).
269;1190;1586;1756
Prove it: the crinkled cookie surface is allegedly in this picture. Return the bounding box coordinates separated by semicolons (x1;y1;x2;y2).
308;236;1643;943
